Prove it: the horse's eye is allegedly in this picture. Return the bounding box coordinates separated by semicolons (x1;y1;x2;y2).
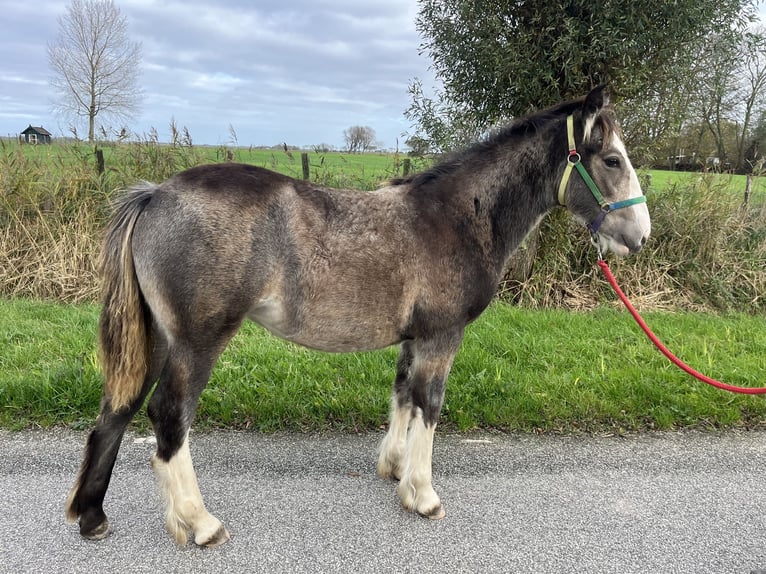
605;157;621;169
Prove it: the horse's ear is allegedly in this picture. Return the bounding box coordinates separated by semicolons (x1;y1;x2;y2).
582;85;609;143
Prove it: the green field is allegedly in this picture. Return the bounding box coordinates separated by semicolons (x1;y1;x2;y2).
642;169;766;203
6;137;766;196
4;140;429;191
223;147;427;189
2;297;765;433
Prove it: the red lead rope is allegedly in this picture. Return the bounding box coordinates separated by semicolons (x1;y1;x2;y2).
597;259;766;395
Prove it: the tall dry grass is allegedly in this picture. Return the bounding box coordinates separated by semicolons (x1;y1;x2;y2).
504;176;766;313
0;134;207;302
2;138;764;312
2;143;102;302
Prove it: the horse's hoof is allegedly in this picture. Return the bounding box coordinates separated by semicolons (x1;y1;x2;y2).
419;504;446;521
197;525;231;548
80;519;112;540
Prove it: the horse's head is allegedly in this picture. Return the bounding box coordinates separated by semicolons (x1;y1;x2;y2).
559;86;651;256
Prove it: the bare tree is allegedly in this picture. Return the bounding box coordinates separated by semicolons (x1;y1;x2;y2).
735;30;766;171
48;0;142;143
343;126;376;153
692;33;744;168
686;29;766;172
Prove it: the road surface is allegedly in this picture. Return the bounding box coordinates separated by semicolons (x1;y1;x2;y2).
2;429;765;573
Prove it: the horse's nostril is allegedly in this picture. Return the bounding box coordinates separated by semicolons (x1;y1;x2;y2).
640;235;647;246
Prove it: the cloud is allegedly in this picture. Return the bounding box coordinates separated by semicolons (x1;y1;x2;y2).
0;75;47;86
189;72;247;92
0;0;431;147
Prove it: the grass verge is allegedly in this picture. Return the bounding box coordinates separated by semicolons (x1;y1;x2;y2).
2;297;765;433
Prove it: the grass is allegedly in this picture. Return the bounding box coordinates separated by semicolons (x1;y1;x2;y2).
644;169;766;204
2;137;765;432
221;147;427;190
2;297;765;433
5;139;427;191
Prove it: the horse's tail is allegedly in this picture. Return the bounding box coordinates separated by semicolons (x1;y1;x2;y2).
98;183;156;413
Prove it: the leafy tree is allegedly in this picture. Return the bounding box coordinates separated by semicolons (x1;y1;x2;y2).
657;28;766;173
408;0;756;153
691;32;751;170
404;135;431;157
48;0;142;143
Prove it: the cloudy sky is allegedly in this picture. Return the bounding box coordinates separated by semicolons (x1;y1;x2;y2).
0;0;434;149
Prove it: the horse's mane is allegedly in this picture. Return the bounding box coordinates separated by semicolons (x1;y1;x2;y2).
389;96;618;189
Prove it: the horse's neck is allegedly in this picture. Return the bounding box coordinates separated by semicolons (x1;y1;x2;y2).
470;138;559;270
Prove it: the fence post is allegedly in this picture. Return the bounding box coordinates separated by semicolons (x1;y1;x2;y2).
301;152;310;180
744;174;752;206
95;147;105;175
402;158;411;177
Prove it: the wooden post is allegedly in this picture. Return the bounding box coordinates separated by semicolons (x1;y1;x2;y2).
402;158;411;177
301;152;310;180
95;147;105;175
744;174;752;206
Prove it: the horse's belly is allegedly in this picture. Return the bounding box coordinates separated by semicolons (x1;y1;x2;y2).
247;296;401;353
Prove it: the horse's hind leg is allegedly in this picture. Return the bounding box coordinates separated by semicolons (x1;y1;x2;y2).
151;429;228;547
65;337;167;539
391;333;462;520
147;339;232;547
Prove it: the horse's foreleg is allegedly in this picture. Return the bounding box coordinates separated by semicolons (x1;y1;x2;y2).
397;408;444;519
394;335;461;520
378;342;413;480
377;396;412;480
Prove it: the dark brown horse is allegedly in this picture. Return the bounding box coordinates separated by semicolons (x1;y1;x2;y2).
65;87;650;546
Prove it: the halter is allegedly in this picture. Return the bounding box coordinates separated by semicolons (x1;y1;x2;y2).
557;114;646;236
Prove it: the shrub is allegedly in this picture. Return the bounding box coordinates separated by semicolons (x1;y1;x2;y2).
503;175;766;313
1;139;764;312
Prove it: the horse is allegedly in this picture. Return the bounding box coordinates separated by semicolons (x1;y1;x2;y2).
65;86;650;547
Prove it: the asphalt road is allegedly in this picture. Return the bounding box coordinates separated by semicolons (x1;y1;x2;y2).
2;428;766;573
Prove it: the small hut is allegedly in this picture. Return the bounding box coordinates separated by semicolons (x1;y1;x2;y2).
20;125;52;144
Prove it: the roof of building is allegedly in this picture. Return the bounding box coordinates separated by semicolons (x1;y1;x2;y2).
22;125;52;136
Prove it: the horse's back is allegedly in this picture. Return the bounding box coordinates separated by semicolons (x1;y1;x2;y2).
129;162;494;353
129;164;411;350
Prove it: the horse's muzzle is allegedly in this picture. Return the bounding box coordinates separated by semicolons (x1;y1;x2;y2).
628;233;648;254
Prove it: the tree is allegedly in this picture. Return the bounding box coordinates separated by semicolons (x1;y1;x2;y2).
747;109;766;171
687;33;743;167
408;0;757;154
734;30;766;171
671;28;766;172
405;134;431;157
343;126;376;153
407;0;758;286
48;0;142;143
